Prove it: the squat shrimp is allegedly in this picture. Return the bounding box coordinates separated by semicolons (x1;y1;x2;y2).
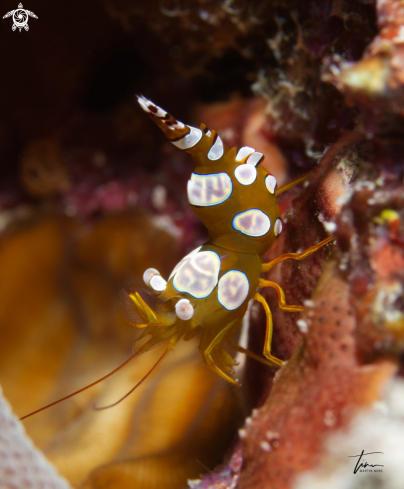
20;97;332;419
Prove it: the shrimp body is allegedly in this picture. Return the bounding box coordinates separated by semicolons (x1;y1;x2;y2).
127;96;331;384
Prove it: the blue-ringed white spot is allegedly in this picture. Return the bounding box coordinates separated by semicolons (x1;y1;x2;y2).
173;250;220;299
232;209;271;237
218;270;249;310
187;172;232;207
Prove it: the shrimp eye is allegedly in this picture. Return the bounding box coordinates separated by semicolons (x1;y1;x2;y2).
143;268;167;292
143;268;159;286
175;299;194;320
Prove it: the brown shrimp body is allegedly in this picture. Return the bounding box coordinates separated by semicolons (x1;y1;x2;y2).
179;131;281;256
158;241;261;331
125;96;332;384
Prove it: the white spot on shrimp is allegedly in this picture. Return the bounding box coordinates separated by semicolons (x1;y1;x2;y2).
274;218;282;236
233;209;271;237
172;126;203;150
172;250;220;299
169;246;202;280
246;152;264;166
218;270;249;310
234;164;257;185
236;146;255;162
207;136;224;160
187;172;232;207
265;175;277;194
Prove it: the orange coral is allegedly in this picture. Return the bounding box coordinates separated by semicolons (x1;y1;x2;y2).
238;263;396;489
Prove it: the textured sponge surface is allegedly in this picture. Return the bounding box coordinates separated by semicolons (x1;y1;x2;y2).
0;386;71;489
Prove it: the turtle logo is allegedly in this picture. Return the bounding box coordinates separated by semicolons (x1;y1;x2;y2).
3;3;38;32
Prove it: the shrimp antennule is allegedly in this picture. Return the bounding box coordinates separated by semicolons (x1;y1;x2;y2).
19;350;141;421
93;347;170;411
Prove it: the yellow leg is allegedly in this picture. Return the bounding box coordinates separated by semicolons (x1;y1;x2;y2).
258;279;304;312
253;292;283;368
261;236;333;272
227;340;282;368
275;171;313;196
199;320;241;385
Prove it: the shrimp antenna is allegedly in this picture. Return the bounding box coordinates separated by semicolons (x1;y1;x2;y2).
275;171;313;196
94;347;170;411
19;350;141;421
